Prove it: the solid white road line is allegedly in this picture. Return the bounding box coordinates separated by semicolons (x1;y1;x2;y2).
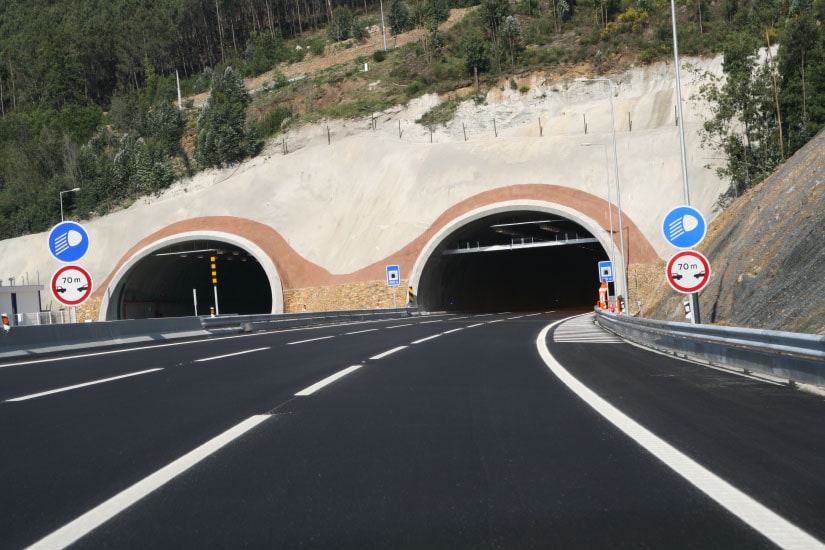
419;320;443;324
370;346;407;360
386;324;413;329
27;414;270;550
466;323;484;328
412;334;441;344
442;328;464;334
287;336;335;345
5;368;164;403
536;319;824;550
194;347;271;362
295;365;363;396
345;328;379;335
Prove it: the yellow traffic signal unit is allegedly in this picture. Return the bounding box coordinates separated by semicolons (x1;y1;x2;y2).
210;256;218;284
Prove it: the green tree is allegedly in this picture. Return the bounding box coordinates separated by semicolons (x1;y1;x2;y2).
461;28;491;75
389;0;412;35
500;15;523;66
697;33;781;206
329;6;356;42
194;66;260;168
778;0;825;152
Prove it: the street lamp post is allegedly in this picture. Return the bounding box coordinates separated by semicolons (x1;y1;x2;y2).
581;142;615;273
59;187;81;222
670;0;701;324
577;78;629;314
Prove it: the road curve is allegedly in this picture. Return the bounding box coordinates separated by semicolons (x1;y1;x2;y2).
1;311;823;548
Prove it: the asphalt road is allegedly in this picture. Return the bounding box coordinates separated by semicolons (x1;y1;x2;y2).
1;311;824;549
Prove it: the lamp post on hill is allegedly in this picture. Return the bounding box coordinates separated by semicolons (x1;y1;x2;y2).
581;142;616;276
60;187;81;222
576;78;628;314
669;0;701;324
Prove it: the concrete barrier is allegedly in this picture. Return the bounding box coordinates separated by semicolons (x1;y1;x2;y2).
594;309;825;387
0;308;418;360
0;317;207;360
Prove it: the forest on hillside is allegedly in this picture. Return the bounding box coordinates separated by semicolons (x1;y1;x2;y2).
1;0;824;238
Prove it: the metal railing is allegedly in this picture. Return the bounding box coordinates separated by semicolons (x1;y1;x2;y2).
12;311;73;326
594;309;825;387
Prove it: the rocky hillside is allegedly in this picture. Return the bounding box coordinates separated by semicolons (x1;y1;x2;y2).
647;128;825;335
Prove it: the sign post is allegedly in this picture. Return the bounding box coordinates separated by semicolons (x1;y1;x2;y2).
662;205;708;324
48;222;91;322
386;265;400;309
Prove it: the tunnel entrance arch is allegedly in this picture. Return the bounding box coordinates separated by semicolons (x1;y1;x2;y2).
101;232;284;320
410;201;624;313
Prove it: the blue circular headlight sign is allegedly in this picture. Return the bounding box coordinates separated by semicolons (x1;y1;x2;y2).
48;221;90;263
662;206;707;249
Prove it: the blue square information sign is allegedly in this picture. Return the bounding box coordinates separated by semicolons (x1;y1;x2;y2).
386;265;400;286
598;261;614;283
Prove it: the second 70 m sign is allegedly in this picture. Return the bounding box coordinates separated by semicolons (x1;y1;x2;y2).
666;250;711;294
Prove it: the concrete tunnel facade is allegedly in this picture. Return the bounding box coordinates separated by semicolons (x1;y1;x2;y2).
97;185;659;319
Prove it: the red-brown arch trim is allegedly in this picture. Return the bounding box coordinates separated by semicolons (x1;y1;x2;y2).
93;184;658;299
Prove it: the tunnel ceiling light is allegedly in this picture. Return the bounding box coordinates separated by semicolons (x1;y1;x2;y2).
155;248;217;257
539;224;561;233
494;228;521;236
490;220;558;228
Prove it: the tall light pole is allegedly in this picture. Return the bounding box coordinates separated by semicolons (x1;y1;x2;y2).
60;187;81;222
379;0;387;50
581;142;615;274
670;0;700;324
577;78;629;314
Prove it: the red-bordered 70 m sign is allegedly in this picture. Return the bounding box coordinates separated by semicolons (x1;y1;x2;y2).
51;265;93;306
666;250;711;294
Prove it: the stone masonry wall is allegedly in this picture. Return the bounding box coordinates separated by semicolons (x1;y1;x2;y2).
284;280;412;312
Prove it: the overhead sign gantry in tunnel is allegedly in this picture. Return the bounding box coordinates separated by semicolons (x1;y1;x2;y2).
105;240;272;320
416;211;608;312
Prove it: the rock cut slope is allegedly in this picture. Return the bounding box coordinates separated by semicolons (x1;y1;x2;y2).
649;128;825;335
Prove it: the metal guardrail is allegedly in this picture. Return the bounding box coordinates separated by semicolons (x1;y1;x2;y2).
0;308;418;360
201;307;418;333
594;309;825;387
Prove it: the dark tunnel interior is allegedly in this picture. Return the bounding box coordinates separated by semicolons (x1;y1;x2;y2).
111;241;272;319
418;211;608;313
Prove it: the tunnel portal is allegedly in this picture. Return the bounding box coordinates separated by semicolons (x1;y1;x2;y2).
418;211;609;312
110;240;272;319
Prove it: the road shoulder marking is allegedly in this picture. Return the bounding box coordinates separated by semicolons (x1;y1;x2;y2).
536;318;824;550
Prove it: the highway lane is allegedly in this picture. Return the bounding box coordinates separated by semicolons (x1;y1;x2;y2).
3;311;824;548
0;313;494;547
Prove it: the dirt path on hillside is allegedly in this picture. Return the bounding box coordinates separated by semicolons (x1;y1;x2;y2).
188;8;473;107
